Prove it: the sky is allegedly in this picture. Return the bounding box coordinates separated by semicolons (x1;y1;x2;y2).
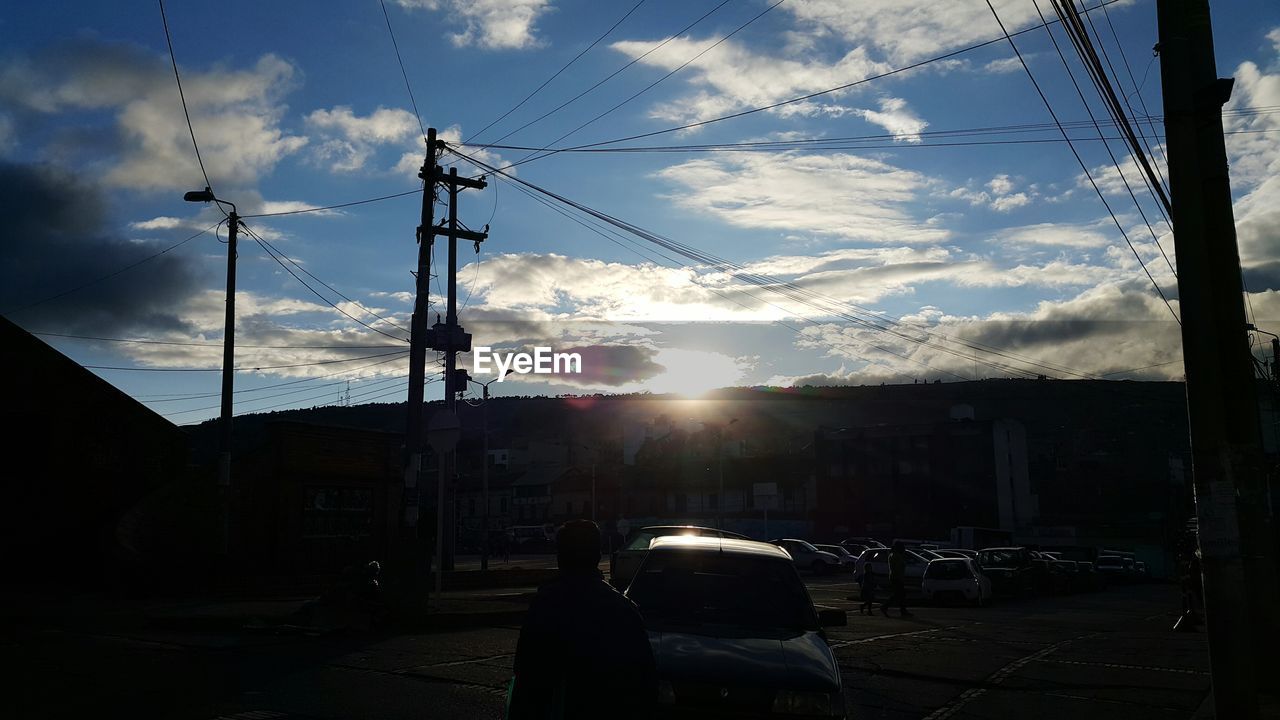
1;0;1278;425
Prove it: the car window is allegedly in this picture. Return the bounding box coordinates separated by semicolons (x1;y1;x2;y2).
624;531;657;551
925;560;972;579
795;540;819;553
628;551;817;631
978;549;1020;567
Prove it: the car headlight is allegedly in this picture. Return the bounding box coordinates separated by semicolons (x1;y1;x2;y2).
772;690;838;716
657;679;676;705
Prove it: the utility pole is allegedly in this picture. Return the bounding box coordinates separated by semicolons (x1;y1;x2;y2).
430;162;487;573
182;188;237;554
404;127;439;542
1158;1;1279;716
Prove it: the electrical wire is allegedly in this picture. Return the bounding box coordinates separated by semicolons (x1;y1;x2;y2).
163;370;411;418
1033;0;1176;277
240;221;412;341
157;0;212;192
511;0;789;168
457;145;1103;381
379;0;427;142
464;0;649;144
477;0;1131;173
984;0;1179;325
483;0;737;148
32;331;404;349
2;221;221;316
85;349;408;373
136;351;409;400
241;188;423;218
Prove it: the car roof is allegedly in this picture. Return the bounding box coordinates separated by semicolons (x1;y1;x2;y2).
648;534;791;560
638;525;747;539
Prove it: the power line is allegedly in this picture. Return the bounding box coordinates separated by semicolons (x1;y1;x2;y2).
239;222;412;341
32;331;404;349
157;0;212;192
511;0;789;168
456;145;1102;381
483;0;737;148
985;0;1179;325
241;188;422;218
163;370;411;418
481;0;1131;173
85;349;408;373
136;351;410;400
464;0;649;144
2;221;221;316
1034;0;1177;277
378;0;427;142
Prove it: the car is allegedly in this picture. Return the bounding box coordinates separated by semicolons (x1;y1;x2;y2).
930;549;971;559
1095;554;1129;584
853;546;932;595
771;539;844;575
1075;561;1104;591
1135;560;1149;581
839;537;886;555
976;547;1044;597
625;535;847;719
609;525;748;589
813;544;858;571
922;558;992;606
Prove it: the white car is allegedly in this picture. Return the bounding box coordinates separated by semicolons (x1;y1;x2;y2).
921;558;992;606
771;538;843;575
853;547;932;594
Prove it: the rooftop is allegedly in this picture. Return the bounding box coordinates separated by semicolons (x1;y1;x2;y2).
647;534;790;560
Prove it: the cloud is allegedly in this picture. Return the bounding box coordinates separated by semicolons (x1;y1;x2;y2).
609;37;887;125
950;174;1033;212
0;39;307;191
655;152;947;244
305;105;421;172
393;0;552;50
780;0;1047;65
982;57;1024;74
0;162;204;334
856;97;927;142
994;221;1113;248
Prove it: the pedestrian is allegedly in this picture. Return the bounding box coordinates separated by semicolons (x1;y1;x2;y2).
859;564;877;615
507;520;657;720
880;541;912;617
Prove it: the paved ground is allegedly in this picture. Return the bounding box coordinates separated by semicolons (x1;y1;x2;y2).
5;580;1210;720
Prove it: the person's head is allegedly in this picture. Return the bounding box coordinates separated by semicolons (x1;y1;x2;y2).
892;540;905;552
556;520;601;572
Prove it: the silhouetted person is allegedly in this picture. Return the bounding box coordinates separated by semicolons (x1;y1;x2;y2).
880;542;911;617
859;564;877;614
508;520;657;719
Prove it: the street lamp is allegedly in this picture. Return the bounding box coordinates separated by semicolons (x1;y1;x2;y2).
468;376;500;570
183;187;238;496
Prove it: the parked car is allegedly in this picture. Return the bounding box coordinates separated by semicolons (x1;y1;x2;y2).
1095;555;1129;584
626;535;847;719
771;539;844;575
922;558;992;606
930;549;971;559
813;544;858;571
1135;561;1149;581
976;547;1044;597
1075;561;1104;591
839;537;886;555
854;546;931;594
609;525;748;589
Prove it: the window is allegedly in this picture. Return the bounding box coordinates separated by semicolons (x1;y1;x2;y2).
302;487;373;539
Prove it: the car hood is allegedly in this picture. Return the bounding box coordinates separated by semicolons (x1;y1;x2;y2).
649;627;840;693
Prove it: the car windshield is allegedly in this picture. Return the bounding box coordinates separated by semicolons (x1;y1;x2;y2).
925;560;972;579
627;551;816;632
979;549;1021;567
624;531;657;551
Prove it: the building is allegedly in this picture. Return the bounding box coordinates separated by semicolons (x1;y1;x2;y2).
814;417;1033;541
1;317;190;587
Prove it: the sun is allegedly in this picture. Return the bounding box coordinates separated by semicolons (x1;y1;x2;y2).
646;348;746;397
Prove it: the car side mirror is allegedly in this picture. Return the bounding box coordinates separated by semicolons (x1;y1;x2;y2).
818;609;847;627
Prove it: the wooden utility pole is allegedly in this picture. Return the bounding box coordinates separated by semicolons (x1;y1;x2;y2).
404;127;440;532
1158;1;1279;716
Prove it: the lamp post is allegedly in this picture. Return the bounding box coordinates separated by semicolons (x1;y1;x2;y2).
183;187;237;551
468;376;500;571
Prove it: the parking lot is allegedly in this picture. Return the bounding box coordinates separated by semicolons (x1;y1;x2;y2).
56;576;1201;720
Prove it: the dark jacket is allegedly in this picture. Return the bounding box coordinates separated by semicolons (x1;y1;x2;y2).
509;569;657;720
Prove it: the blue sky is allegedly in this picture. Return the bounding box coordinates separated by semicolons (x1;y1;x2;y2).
1;0;1277;424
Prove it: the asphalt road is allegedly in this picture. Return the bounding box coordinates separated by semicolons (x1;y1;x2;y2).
7;580;1206;720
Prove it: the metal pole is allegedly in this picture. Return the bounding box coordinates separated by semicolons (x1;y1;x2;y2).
217;210;238;553
481;383;490;571
442;168;460;572
592;462;597;523
435;457;444;594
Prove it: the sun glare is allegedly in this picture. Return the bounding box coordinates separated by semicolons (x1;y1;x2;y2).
645;348;746;397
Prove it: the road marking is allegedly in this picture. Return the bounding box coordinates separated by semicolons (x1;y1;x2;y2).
829;627;950;649
1032;658;1209;676
426;652;515;668
920;636;1083;720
